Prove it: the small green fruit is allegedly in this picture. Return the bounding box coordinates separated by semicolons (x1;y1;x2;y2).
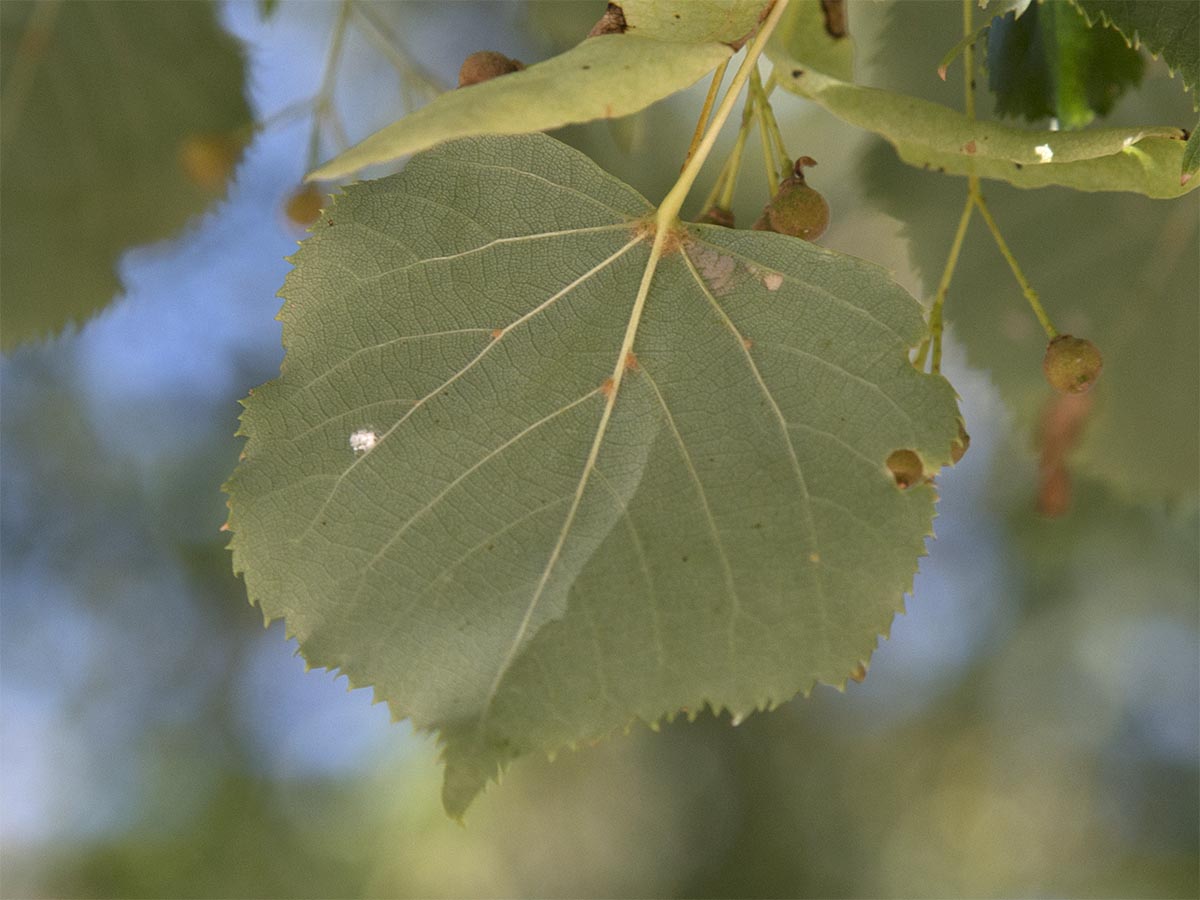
458;51;524;88
753;156;829;241
1043;335;1103;394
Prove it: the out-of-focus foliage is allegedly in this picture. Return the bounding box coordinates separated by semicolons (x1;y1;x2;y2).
862;0;1199;500
0;0;251;349
1072;0;1199;101
1;2;1196;898
986;0;1145;128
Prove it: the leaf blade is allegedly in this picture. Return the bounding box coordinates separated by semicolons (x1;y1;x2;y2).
228;134;963;817
780;68;1194;197
308;1;771;181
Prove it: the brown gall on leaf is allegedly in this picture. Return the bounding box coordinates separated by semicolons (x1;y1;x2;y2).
1043;335;1103;394
820;0;848;38
457;51;525;88
696;205;736;228
848;662;867;683
588;3;628;37
753;157;830;241
886;449;925;489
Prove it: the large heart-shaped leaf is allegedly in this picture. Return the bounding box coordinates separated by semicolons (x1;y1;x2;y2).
0;0;250;349
307;0;768;181
226;133;962;816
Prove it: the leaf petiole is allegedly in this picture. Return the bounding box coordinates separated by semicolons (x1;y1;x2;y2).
657;0;790;229
683;59;730;169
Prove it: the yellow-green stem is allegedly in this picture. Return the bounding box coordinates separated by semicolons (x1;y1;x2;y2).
308;0;353;170
972;192;1059;338
754;95;780;189
716;92;758;209
928;193;975;373
684;60;730;169
752;69;790;175
656;0;789;228
962;0;976;122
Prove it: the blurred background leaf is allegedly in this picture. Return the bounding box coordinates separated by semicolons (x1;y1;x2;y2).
986;0;1145;128
863;0;1199;500
0;0;252;349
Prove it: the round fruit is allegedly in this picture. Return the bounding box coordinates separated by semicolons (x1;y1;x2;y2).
1042;334;1103;394
458;51;525;87
752;156;829;241
285;184;325;226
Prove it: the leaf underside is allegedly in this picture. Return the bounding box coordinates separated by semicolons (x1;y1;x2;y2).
780;69;1195;198
0;0;250;349
308;0;769;181
227;134;962;817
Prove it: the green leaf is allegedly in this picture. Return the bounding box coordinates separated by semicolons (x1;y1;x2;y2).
862;138;1199;501
307;0;768;181
226;133;963;817
986;0;1144;129
780;67;1194;197
0;0;251;350
1182;124;1200;184
1071;0;1199;105
765;0;854;81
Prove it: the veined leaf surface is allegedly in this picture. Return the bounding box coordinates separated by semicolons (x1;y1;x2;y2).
308;0;768;181
227;134;962;817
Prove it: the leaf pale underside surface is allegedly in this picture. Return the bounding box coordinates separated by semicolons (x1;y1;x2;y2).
780;68;1196;198
308;0;768;181
765;0;854;82
227;134;962;817
0;0;251;349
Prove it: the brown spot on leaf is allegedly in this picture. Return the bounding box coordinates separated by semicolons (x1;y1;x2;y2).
886;449;925;488
490;328;504;340
950;420;970;464
963;139;977;155
624;352;639;371
742;337;753;350
600;377;615;397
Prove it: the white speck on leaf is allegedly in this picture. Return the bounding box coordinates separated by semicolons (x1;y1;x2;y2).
1035;144;1053;163
763;272;783;291
349;429;378;454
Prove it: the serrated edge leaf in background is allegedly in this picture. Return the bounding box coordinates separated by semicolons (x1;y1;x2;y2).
0;0;251;350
